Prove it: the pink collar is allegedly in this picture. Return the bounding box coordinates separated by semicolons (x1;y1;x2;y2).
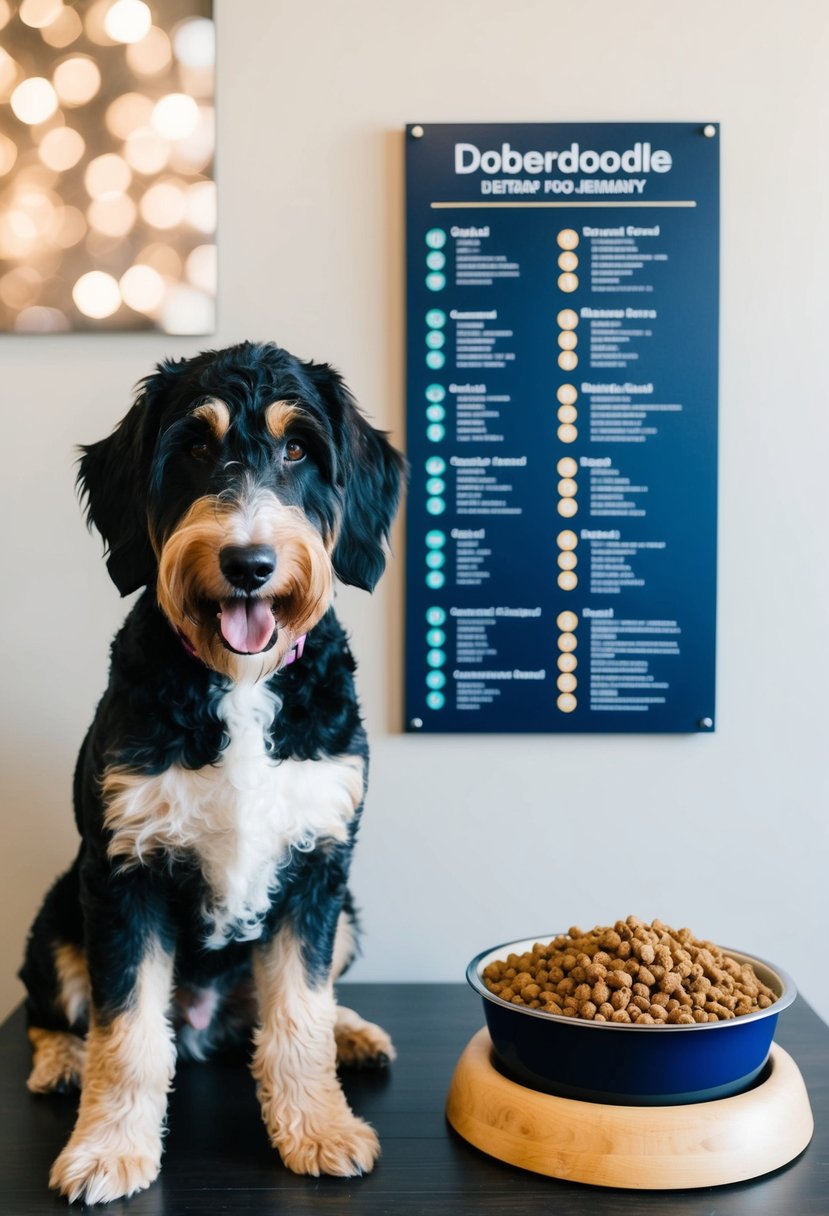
176;630;307;669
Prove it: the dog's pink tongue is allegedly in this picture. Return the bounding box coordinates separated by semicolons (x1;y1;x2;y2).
219;599;275;653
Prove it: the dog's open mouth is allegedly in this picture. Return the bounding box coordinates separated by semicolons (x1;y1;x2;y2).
214;597;279;655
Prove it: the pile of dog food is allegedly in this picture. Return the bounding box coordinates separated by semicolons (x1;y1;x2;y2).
482;917;778;1024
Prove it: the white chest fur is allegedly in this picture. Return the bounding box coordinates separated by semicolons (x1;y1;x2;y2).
103;683;364;947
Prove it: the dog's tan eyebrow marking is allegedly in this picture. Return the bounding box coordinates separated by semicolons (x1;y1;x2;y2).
192;399;230;439
265;400;305;439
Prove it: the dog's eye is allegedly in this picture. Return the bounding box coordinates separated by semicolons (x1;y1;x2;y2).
190;441;210;461
284;441;305;463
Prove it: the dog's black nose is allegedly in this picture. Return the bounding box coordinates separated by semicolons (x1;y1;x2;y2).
219;544;276;592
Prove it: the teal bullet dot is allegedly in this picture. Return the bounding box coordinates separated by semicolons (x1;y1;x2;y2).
426;477;445;496
427;628;446;647
425;550;445;569
425;529;445;548
426;250;446;272
425;227;447;249
425;330;445;350
426;309;447;329
425;384;446;403
426;670;446;690
425;456;446;475
427;648;446;667
426;424;445;443
425;351;445;370
426;571;445;589
426;272;446;292
426;691;446;710
426;403;445;422
426;497;445;515
426;606;446;625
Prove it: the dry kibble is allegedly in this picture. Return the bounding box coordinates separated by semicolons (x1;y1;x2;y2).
482;920;777;1023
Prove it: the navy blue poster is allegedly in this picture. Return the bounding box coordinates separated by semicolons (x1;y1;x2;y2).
405;123;719;733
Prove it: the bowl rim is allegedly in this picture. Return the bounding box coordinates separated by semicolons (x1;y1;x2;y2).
467;934;797;1032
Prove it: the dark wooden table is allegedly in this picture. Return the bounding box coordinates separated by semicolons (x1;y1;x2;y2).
1;983;826;1214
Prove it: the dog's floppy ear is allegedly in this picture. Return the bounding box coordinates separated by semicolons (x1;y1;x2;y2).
77;371;171;596
309;364;406;592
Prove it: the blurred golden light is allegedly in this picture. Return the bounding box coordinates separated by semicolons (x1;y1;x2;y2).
0;50;21;103
87;194;137;237
0;133;18;177
140;181;186;228
137;241;181;277
173;18;215;69
105;0;152;44
19;0;63;30
126;25;172;76
0;0;11;31
16;186;60;239
120;263;164;312
0;209;38;258
84;0;117;45
53;55;101;106
16;304;69;332
72;270;121;318
10;77;59;125
38;126;85;171
0;265;42;309
84;153;131;198
169;104;214;173
161;284;213;334
106;91;154;139
54;204;86;247
152;92;199;140
185;181;216;234
40;5;83;47
185;243;216;294
124;126;169;174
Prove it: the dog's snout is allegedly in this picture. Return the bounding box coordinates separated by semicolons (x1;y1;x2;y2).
219;544;276;592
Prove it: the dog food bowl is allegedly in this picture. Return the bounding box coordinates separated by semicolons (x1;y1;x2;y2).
467;935;797;1105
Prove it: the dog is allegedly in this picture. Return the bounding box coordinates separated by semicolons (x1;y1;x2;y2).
19;341;405;1204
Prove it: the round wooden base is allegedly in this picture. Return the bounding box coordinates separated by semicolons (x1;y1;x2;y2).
446;1028;814;1189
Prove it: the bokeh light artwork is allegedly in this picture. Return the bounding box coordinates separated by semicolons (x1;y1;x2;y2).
0;0;215;333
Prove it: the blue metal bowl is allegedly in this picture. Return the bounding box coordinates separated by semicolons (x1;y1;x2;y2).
467;935;796;1105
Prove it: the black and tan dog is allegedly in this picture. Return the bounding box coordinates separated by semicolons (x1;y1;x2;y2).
19;342;405;1204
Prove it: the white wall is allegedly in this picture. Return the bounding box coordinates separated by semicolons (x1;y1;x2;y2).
2;0;828;1024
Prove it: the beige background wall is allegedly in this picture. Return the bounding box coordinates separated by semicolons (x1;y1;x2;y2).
2;0;828;1023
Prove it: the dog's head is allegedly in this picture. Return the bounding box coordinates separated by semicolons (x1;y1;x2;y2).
78;342;405;679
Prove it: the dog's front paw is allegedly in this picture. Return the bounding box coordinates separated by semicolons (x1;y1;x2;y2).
335;1012;396;1070
278;1112;380;1177
49;1139;161;1204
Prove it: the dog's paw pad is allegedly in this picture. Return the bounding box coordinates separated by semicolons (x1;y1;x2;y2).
335;1019;396;1070
279;1114;380;1177
50;1144;160;1204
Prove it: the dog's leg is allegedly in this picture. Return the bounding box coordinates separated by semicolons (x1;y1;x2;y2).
49;891;176;1205
329;908;396;1070
252;921;380;1177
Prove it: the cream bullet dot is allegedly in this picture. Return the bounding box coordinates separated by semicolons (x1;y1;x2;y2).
558;570;578;591
558;477;577;497
556;611;578;631
557;308;578;329
558;350;578;371
558;405;577;424
557;384;577;406
558;550;577;570
558;423;578;443
557;229;579;250
557;529;578;550
558;330;577;350
558;251;578;272
558;653;578;673
557;457;577;477
557;693;577;713
557;673;577;694
558;272;578;293
557;498;577;518
558;632;577;652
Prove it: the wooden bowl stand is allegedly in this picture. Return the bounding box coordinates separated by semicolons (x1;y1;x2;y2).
446;1028;814;1189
